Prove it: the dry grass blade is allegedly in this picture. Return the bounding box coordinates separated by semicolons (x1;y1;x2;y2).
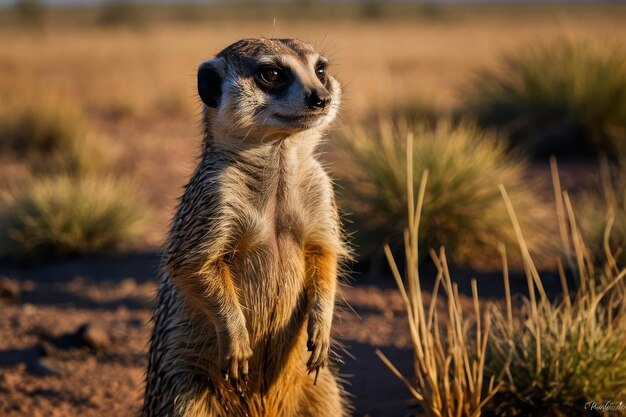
377;133;502;417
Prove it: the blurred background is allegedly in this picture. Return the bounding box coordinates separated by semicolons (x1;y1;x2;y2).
1;1;625;417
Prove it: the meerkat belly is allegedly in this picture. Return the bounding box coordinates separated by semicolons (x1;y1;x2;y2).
229;205;308;343
232;243;306;329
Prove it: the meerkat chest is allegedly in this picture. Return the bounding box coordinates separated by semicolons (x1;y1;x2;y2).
271;177;307;244
222;165;308;254
221;165;309;318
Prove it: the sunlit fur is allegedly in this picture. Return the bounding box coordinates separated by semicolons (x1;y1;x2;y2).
142;38;349;417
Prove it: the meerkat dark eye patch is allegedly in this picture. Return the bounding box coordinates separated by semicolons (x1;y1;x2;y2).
198;61;222;108
255;65;290;93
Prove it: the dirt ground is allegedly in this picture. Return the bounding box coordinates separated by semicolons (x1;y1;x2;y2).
1;244;572;417
0;253;428;417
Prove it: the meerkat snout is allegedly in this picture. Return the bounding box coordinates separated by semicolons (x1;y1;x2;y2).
197;38;341;141
306;88;330;110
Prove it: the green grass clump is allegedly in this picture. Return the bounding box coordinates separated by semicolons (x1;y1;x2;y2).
0;99;142;261
337;120;551;265
0;176;146;261
462;39;626;156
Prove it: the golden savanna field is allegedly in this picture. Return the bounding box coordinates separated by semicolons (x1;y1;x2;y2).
3;4;626;245
1;3;626;417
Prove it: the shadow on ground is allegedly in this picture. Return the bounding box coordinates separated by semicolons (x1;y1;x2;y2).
0;252;161;284
341;341;415;417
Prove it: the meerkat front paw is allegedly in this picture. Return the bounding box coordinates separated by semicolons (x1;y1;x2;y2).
217;325;253;384
306;318;330;379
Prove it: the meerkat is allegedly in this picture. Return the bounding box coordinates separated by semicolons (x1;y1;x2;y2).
141;38;349;417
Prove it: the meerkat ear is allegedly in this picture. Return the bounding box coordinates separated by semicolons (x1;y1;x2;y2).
198;58;224;108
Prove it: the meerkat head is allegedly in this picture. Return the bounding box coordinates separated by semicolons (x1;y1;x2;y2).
198;38;341;142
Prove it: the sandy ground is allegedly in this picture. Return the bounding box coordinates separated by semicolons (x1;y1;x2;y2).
0;98;597;417
0;254;428;417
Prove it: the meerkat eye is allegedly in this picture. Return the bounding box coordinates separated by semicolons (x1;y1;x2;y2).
315;63;327;82
259;66;287;84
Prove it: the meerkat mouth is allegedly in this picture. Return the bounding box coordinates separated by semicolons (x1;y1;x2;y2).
273;112;326;126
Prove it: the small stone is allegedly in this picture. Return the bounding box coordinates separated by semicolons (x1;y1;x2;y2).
22;304;36;314
80;323;110;350
120;277;137;292
0;277;21;301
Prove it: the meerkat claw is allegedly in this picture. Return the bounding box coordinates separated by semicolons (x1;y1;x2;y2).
236;382;245;397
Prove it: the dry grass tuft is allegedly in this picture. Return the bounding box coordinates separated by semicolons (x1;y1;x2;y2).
485;165;626;416
375;142;626;416
0;175;147;261
0;99;114;178
0;97;143;261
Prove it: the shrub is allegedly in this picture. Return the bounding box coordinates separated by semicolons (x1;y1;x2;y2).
0;100;85;157
462;39;626;157
336;120;551;265
485;184;626;417
0;176;147;261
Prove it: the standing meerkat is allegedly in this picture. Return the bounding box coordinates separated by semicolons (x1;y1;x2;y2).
142;38;349;417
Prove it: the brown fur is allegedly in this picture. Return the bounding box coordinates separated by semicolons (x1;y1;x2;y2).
142;38;349;417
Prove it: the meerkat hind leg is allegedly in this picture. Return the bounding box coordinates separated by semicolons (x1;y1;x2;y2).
298;368;346;417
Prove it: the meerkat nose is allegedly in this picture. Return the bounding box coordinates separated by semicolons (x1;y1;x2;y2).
306;89;330;110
